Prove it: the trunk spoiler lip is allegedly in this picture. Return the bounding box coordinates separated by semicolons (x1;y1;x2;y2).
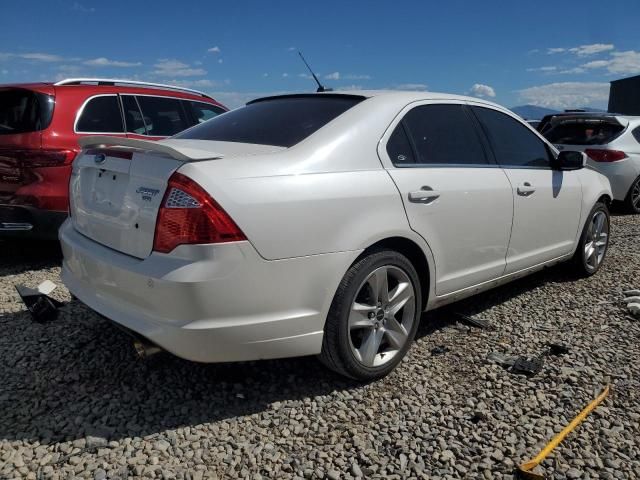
78;135;224;161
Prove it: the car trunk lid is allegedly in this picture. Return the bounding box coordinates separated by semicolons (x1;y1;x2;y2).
70;136;225;258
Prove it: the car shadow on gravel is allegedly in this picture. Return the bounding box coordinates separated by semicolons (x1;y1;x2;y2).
0;299;362;445
0;263;589;446
0;240;62;275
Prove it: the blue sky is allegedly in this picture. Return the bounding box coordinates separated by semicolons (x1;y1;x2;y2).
2;0;640;109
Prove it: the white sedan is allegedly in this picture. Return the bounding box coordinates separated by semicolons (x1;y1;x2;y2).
60;91;612;380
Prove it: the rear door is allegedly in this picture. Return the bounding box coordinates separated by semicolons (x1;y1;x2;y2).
381;101;514;296
470;105;582;274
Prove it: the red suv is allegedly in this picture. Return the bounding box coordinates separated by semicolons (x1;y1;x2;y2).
0;78;227;239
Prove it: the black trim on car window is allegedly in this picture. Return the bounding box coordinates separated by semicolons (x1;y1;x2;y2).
469;106;553;170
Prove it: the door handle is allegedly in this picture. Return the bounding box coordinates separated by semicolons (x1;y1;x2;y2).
408;186;441;204
517;182;536;196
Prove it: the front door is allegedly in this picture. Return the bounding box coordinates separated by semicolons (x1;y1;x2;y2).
470;105;582;274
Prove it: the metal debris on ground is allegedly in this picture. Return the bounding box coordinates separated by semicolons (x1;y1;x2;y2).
454;312;494;330
547;343;570;356
14;280;62;323
430;345;450;356
487;352;544;376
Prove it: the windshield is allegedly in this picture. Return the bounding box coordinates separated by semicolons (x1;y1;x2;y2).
0;89;55;135
174;95;365;147
543;119;625;145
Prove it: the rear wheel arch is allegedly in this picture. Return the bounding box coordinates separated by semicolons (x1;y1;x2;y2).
356;236;431;310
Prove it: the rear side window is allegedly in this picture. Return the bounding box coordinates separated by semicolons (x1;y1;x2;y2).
175;95;365;147
399;104;488;166
76;96;124;133
121;95;146;135
386;123;415;165
633;126;640;144
472;107;551;168
0;89;54;135
186;101;225;124
136;96;190;136
543;120;625;145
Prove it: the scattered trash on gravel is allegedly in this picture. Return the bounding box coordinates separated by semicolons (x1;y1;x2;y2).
623;289;640;317
14;279;62;322
454;312;494;330
430;345;450;356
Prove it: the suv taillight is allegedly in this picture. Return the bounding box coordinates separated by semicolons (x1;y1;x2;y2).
585;149;627;163
153;172;246;253
21;148;77;167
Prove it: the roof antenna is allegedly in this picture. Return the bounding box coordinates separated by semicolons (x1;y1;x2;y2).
298;51;332;92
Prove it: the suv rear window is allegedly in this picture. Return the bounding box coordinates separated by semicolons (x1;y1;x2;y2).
0;89;54;135
543;119;625;145
175;95;365;147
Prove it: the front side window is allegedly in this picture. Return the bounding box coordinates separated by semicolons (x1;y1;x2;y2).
175;95;365;147
186;101;226;124
76;96;124;133
472;106;551;168
400;104;488;166
136;96;190;136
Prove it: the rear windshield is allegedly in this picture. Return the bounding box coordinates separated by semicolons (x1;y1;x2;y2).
543;119;624;145
174;95;365;147
0;89;54;135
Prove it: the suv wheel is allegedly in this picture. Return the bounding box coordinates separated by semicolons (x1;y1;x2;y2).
319;250;422;381
572;202;610;276
625;176;640;214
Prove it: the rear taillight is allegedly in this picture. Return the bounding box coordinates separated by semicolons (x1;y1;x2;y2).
585;149;627;163
153;172;246;253
21;148;78;167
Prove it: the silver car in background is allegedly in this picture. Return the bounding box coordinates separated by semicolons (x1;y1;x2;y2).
61;91;612;380
540;113;640;213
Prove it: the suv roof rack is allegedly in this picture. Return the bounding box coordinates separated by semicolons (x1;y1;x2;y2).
53;78;212;99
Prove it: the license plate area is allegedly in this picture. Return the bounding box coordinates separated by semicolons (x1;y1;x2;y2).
83;167;131;217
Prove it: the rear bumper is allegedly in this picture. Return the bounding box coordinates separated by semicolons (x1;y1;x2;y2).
0;205;66;239
59;220;359;363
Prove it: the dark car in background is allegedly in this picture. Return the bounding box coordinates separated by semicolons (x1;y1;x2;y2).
0;78;226;239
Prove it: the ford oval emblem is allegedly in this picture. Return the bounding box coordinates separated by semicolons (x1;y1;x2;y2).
94;153;106;164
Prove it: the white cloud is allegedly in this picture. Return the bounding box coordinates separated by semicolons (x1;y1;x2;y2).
287;47;296;52
558;67;586;74
586;50;640;75
469;83;496;98
262;73;269;77
582;60;609;69
218;58;223;64
72;2;95;12
1;69;8;75
298;73;311;79
517;82;610;109
207;46;221;54
344;73;371;80
569;43;614;56
324;72;340;80
282;73;289;78
153;59;206;77
19;53;65;62
393;83;428;91
547;43;614;57
527;66;557;73
84;57;141;67
164;79;221;89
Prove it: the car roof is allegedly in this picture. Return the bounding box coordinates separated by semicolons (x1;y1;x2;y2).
250;89;507;110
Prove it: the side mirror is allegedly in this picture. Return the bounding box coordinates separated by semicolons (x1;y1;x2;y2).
552;150;586;171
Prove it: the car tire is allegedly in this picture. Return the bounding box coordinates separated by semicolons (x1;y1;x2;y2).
571;202;610;276
319;249;422;381
624;176;640;214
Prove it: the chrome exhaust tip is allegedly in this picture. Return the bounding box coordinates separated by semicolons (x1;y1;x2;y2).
133;340;162;359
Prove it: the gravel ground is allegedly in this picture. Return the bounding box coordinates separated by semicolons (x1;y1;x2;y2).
1;214;639;480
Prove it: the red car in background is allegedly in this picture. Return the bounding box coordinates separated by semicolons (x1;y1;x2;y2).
0;78;227;239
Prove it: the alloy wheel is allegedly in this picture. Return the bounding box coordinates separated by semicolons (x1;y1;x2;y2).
632;180;640;211
348;265;416;367
583;210;609;272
